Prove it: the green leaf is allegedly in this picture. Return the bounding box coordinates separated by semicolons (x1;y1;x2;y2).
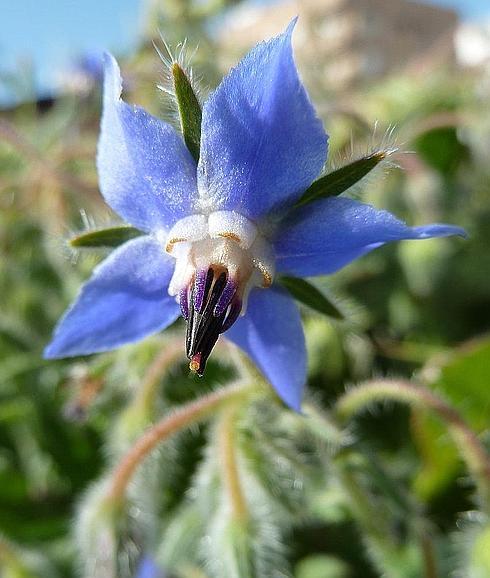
414;126;468;176
70;226;143;248
295;151;389;207
172;62;202;162
412;337;490;500
279;276;344;320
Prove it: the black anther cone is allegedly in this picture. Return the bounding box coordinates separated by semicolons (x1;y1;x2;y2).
186;268;232;375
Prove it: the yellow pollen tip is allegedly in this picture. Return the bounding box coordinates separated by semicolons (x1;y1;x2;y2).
189;354;201;373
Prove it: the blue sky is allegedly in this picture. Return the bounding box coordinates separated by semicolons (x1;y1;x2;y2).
1;0;489;105
0;0;142;105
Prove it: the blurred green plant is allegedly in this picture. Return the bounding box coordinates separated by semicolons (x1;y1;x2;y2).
1;4;490;578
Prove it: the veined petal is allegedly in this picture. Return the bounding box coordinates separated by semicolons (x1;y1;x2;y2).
197;19;328;220
98;53;198;232
44;236;179;358
274;197;467;277
225;287;306;411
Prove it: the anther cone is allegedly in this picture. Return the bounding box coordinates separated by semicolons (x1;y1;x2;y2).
183;267;240;375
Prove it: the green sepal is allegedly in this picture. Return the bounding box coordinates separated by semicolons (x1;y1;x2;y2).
70;226;143;248
279;276;344;320
172;62;202;162
295;151;389;207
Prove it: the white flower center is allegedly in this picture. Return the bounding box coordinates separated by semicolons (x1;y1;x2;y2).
163;210;275;302
158;210;275;376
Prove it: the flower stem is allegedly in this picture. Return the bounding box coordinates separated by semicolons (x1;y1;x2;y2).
335;379;490;513
108;383;254;504
218;402;248;521
134;339;182;413
305;402;440;578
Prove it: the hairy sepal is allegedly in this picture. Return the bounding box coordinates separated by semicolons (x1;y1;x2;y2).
70;226;143;248
172;62;202;162
295;150;391;207
279;276;344;320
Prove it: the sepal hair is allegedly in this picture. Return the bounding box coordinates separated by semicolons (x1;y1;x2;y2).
154;33;204;126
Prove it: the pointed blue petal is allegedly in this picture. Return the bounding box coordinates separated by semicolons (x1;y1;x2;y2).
274;197;467;277
225;287;306;411
44;236;179;358
197;19;328;220
98;54;198;232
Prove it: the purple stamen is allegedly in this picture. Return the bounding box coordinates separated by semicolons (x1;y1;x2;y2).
193;269;213;313
213;278;237;317
179;286;189;320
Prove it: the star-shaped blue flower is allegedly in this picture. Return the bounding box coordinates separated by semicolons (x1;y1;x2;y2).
45;21;465;411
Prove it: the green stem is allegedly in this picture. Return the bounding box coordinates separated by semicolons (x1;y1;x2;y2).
107;383;255;504
335;379;490;514
217;403;248;521
133;339;182;414
304;402;439;577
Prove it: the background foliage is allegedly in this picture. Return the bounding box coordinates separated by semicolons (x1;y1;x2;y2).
1;1;489;577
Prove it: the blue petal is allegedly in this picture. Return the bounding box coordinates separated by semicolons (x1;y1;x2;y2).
274;197;467;277
98;53;198;232
197;19;328;221
44;236;179;358
225;287;306;411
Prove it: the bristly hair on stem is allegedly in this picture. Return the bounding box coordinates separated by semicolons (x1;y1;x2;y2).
335;379;490;515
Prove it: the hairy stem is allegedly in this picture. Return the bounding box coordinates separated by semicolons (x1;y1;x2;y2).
306;402;439;577
336;379;490;513
108;383;254;503
218;403;248;521
135;339;182;413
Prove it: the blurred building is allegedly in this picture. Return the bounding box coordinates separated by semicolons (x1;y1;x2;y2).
219;0;458;92
455;20;490;68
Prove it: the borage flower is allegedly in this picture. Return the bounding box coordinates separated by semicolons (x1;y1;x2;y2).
45;21;465;410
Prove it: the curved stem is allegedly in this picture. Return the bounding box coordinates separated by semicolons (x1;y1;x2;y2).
335;379;490;513
134;339;182;412
218;402;248;521
108;383;254;504
305;402;440;577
